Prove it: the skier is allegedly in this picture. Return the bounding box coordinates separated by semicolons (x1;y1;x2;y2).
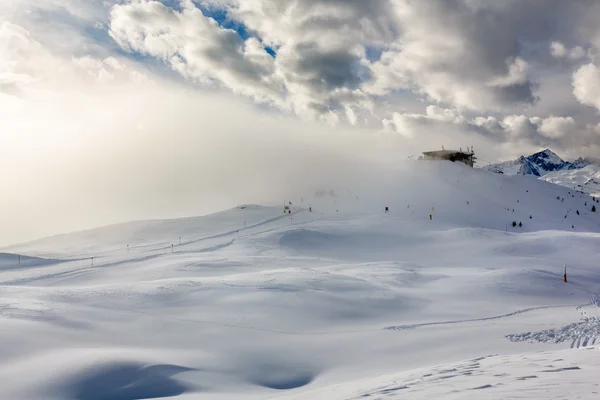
385;206;389;213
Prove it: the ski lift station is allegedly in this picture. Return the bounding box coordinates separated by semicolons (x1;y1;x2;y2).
421;149;477;167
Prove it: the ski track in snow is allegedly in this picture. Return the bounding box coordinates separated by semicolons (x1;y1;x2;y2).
385;304;582;332
506;317;600;348
51;291;585;336
506;290;600;349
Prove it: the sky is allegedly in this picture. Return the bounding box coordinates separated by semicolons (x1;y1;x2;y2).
2;0;600;245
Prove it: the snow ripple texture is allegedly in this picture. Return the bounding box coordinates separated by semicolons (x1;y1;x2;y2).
507;291;600;348
506;318;600;348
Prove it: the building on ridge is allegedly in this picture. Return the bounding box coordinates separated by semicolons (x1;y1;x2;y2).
420;148;476;167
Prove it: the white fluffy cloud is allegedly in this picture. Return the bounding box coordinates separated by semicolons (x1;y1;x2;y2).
0;21;149;95
109;1;286;106
103;0;600;142
551;41;587;61
573;63;600;112
385;108;580;150
538;116;577;139
108;0;383;122
4;0;600;144
364;1;538;112
106;0;546;124
102;0;600;155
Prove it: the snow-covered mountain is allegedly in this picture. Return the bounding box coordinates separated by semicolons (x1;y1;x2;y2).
482;149;577;177
541;164;600;196
483;150;600;195
2;161;600;399
572;156;600;169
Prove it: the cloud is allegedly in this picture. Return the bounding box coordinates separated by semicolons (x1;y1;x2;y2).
108;0;384;121
0;20;149;97
573;63;600;112
106;0;600;127
363;0;538;111
5;0;600;244
551;42;568;58
538;116;576;139
385;106;585;153
105;0;549;125
550;41;587;61
0;21;415;245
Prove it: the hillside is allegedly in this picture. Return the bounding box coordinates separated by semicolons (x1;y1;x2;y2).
542;164;600;197
0;253;62;270
1;160;600;399
3;205;283;258
6;159;600;257
279;347;600;399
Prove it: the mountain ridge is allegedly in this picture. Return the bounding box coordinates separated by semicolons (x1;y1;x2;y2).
541;164;600;196
481;149;595;177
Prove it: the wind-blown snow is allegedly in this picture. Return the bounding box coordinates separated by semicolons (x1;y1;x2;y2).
1;160;600;399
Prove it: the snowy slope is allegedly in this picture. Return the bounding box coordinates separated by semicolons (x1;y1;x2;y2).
541;164;600;197
278;347;600;399
4;205;283;258
483;149;576;177
0;253;63;269
1;160;600;399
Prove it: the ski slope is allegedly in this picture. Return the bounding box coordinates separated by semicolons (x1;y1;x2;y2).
1;160;600;399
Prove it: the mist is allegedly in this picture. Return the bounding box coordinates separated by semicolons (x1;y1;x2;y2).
0;45;497;247
0;76;416;246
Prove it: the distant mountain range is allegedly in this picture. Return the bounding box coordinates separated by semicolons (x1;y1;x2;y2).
541;165;600;196
482;149;599;177
482;149;600;195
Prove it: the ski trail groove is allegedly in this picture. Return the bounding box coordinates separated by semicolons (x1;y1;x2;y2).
385;304;583;332
54;292;581;336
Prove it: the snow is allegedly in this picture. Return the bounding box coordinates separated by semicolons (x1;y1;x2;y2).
1;160;600;399
541;164;600;197
535;148;564;166
279;348;600;399
482;149;576;177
